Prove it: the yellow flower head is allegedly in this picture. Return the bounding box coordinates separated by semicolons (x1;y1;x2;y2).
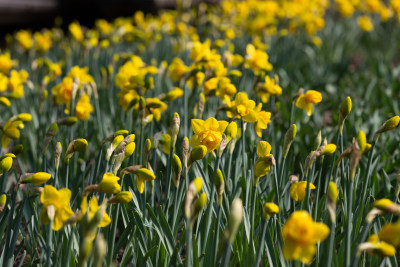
16;30;33;50
163;87;184;102
99;172;121;194
254;103;271;137
263;202;279;219
378;220;400;247
282;210;329;264
244;44;273;75
75;93;94;121
34;31;52;53
226;92;258;123
40;185;74;231
258;76;282;103
0;153;15;174
52;77;73;106
168;58;189;82
115;191;133;203
80;196;111;228
257;141;272;158
295;90;322;116
145;98;167;122
8;70;29;98
358;16;374;32
0;53;13;74
136;168;156;194
69;22;84;41
290;181;316;201
190;118;229;152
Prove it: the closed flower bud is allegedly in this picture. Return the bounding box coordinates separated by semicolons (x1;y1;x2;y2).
185;177;203;219
282;124;296;157
170;113;180;147
339;96;352;133
327;181;338;222
214;169;225;205
313;130;322;151
172;154;182;187
192;193;207;218
105;135;124;161
320;144;336;156
114;129;129;136
0;194;6;212
73;138;88;152
0;97;11;107
357;130;371;154
163;87;184;101
109;191;133;204
99;172;121;194
17;113;32;122
143;139;152;163
182;137;190;168
57;116;78;126
0;153;15;174
54;142;62;169
225;121;238;143
21;172;52;185
224;198;243;244
93;234;106;267
374;115;400;140
263;202;279;220
373;199;400;214
188;145;207;166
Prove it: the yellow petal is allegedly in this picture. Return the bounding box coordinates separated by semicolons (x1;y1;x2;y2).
189;134;201;148
136;177;144;194
218;120;229;133
243;110;258;123
312;222;330;243
40;185;59;206
191;119;205;134
204;117;219;131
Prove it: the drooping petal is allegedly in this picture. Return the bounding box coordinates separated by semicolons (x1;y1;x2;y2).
136;177;145;194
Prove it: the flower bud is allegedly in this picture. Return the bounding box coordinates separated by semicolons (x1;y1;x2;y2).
374;115;400;140
224;198;243;244
170;113;180;147
0;97;11;107
54;142;62;169
188;145;207;166
21;172;52;185
263;202;279;220
143;139;152;163
313;130;322;151
65;138;88;162
185;177;203;218
0;153;15;174
197;93;205;118
182;137;190;168
99;172;121;194
225;121;237;143
327;181;338;222
320;144;336;156
0;194;6;212
172;154;182;187
282;124;296;158
57;116;78;126
191;192;207;226
105;135;124;161
93;233;106;267
373;199;400;214
339;96;352;134
109;191;133;204
214;169;225;205
17;113;32;122
357;130;371;154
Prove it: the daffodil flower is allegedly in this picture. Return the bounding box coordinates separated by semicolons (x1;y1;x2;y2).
295;90;322;116
40;185;74;231
190;117;228;152
226;92;257;123
81;196;111;228
282;210;329;264
290;181;316;201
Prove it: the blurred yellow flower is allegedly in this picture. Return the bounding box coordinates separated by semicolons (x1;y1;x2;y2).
358;16;374;32
244;44;273;75
8;70;29;98
81;196;111;227
258;76;282;103
378;220;400;247
40;185;74;231
75;93;94;121
282;210;329;264
69;22;84;41
145;98;167;121
0;53;13;74
254;103;271;137
290;181;316;201
226;92;258;123
16;30;33;50
190;117;228;152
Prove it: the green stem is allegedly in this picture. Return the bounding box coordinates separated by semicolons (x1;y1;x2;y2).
186;221;193;267
345;178;354;267
313;159;324;221
289;101;295;126
326;221;336;267
222;243;233;267
356;142;376;210
255;219;268;266
273;164;280;207
107;204;120;266
351;221;372;267
46;220;53;267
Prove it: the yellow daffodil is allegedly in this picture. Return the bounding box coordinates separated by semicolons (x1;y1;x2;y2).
358;16;373;32
136;168;156;194
145;98;167;121
254;103;271;137
81;196;111;227
282;210;329;264
75;93;94;121
34;31;52;53
258;76;282;103
254;141;275;184
290;181;316;201
0;53;13;74
168;58;189;82
244;44;273;75
357;234;396;257
190;117;228;152
69;22;84;41
357;130;371;154
40;185;74;231
8;70;29;98
226;92;258;123
378;219;400;247
295;90;322;116
16;30;33;50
